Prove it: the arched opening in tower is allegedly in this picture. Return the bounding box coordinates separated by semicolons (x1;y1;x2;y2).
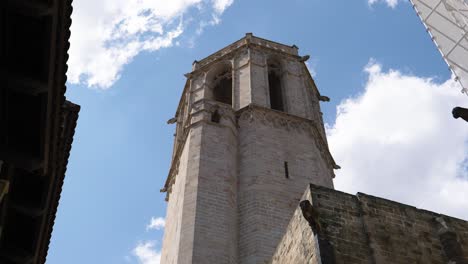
268;70;284;111
213;70;232;106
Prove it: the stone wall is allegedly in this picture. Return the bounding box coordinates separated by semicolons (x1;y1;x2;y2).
192;102;238;264
161;123;203;264
272;184;468;264
270;187;321;263
237;106;334;264
161;100;239;264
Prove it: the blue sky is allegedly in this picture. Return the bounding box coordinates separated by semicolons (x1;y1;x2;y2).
47;0;468;263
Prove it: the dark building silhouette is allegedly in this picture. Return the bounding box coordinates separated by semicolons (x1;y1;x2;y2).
1;0;79;263
453;107;468;123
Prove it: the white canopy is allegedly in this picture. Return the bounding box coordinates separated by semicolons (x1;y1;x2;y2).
410;0;468;95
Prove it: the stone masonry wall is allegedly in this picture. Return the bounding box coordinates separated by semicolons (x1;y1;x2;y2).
161;100;238;264
272;184;468;264
192;105;238;264
270;187;321;264
238;107;334;264
161;125;199;264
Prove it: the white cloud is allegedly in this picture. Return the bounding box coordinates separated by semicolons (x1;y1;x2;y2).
133;241;161;264
368;0;401;8
146;217;166;231
130;217;166;263
328;59;468;220
212;0;234;13
305;61;317;78
69;0;234;89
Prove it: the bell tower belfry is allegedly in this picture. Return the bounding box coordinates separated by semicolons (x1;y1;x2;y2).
160;33;338;264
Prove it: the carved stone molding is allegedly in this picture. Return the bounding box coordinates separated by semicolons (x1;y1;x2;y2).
236;105;338;172
191;99;235;118
237;106;309;134
190;35;300;75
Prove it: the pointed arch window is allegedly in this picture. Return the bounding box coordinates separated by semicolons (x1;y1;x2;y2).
213;69;232;106
268;62;284;111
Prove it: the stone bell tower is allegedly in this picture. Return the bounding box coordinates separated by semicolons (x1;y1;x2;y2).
160;33;338;264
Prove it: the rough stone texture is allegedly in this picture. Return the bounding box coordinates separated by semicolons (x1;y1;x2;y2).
161;128;187;263
269;187;321;264
161;34;336;264
192;102;238;264
232;48;250;109
161;101;238;264
249;49;269;108
237;107;334;264
272;184;468;264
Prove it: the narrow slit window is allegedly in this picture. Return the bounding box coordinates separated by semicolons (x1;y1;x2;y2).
284;161;289;179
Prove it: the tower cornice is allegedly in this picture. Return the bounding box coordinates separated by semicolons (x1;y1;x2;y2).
188;34;301;77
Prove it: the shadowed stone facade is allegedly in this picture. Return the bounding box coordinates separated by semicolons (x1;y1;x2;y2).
272;184;468;264
160;34;337;264
1;1;79;263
